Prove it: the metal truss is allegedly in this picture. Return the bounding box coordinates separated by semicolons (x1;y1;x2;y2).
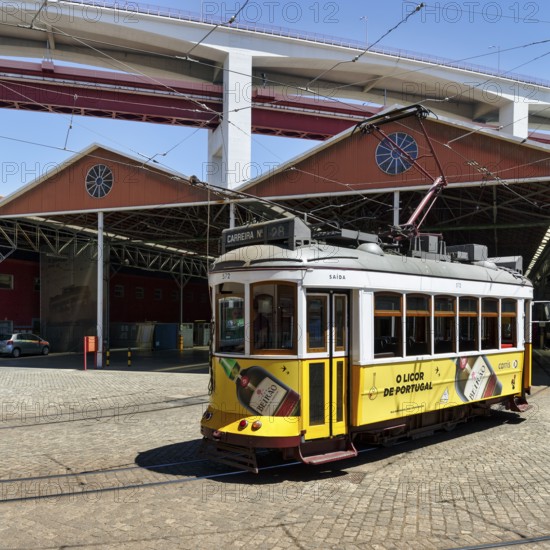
109;244;207;278
0;218;209;277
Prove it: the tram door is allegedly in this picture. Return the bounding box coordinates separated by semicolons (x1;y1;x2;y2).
303;292;348;440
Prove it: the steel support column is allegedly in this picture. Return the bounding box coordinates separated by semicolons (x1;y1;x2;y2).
97;211;104;368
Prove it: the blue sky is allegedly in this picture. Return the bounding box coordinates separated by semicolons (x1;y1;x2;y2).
1;0;549;196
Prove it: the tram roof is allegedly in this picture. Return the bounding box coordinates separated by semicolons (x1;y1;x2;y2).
212;242;533;291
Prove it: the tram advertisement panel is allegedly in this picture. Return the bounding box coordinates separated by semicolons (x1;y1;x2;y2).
352;352;523;426
213;356;301;417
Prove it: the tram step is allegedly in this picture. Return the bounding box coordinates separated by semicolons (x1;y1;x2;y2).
299;438;358;466
301;449;358;466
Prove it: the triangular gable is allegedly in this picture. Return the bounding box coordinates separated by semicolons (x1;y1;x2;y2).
240;109;550;198
0;144;210;217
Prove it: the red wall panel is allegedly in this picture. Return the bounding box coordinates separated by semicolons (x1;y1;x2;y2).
0;259;40;330
109;271;210;323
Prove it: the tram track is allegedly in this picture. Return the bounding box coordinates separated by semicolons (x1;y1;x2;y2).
446;534;550;549
0;453;303;505
1;441;548;550
0;394;210;430
1;391;544;505
0;443;383;505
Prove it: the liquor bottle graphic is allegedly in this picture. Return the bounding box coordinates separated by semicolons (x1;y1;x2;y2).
455;355;502;403
220;357;300;416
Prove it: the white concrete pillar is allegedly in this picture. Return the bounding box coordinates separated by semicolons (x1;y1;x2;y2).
206;51;252;189
499;101;529;139
207;125;224;187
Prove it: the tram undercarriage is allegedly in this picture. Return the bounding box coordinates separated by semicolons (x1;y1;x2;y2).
201;395;529;473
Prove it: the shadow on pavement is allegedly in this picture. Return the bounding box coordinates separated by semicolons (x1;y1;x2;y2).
136;407;527;483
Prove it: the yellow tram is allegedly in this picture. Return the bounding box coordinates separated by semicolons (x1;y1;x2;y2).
200;216;533;471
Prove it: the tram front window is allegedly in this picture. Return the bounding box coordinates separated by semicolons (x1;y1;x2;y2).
216;283;245;353
251;282;296;354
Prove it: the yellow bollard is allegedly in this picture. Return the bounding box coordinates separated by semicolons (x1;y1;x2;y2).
127;348;132;367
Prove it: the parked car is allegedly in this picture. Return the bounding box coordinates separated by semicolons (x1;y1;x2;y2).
0;333;50;357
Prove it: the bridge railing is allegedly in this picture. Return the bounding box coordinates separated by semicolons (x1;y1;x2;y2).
55;0;550;89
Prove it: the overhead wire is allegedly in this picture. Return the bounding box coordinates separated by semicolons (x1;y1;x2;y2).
1;2;548;126
62;94;77;150
416;1;550;24
305;3;425;89
327;38;550;97
0;27;544;170
1;1;550;235
0;122;390;234
0;3;403;126
1;78;547;237
1;11;219;121
2;2;546;158
0;5;548;268
38;2;550;252
1;1;292;184
0;77;221;164
416;44;550;144
4;112;430;232
389;117;550;212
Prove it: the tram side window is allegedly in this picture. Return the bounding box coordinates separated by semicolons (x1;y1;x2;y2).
481;298;499;350
501;299;517;348
251;282;296;354
216;283;245;353
374;293;402;358
459;297;478;352
406;294;431;356
434;296;456;354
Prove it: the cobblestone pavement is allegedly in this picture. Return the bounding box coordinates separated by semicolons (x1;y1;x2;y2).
0;353;549;550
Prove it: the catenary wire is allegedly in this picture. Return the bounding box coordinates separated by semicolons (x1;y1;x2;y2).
305;3;425;89
1;3;550;228
2;3;548;155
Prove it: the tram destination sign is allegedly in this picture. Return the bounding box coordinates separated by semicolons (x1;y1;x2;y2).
222;217;311;252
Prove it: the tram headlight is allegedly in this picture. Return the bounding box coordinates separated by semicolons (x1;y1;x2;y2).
203;411;213;421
